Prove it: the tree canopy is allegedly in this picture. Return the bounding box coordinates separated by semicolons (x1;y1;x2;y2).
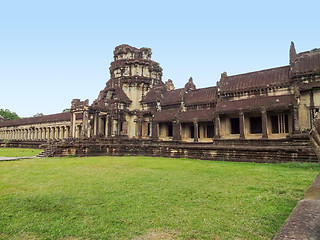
0;109;20;120
33;113;44;117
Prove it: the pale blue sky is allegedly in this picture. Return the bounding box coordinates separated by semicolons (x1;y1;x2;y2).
0;0;319;117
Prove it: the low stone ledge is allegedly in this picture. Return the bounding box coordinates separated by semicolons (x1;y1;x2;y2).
273;199;320;240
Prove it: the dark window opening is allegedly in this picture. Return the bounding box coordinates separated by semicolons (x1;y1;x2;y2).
147;123;151;136
285;114;289;133
271;115;278;133
230;118;240;134
271;114;289;134
168;123;173;137
207;124;214;138
190;125;194;138
120;121;123;132
249;117;262;134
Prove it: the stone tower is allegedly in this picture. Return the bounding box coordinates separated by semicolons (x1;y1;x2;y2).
109;44;163;110
89;44;164;138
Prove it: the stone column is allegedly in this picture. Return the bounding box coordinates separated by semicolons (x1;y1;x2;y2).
98;117;105;136
239;112;245;139
137;118;143;139
27;128;31;140
194;120;199;142
261;108;268;139
66;127;69;139
105;115;109;137
51;128;54;140
59;127;63;139
214;115;220;138
173;120;181;141
151;120;158;139
71;112;76;138
82;110;88;138
293;105;300;134
93;112;99;136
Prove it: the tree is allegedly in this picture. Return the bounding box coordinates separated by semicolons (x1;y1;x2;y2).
33;113;44;117
0;109;20;120
62;108;71;113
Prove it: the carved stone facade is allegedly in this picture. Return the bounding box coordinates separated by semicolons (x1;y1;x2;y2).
1;43;320;155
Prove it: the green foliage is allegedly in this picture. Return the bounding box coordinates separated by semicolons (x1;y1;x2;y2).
311;48;320;52
0;156;318;239
33;113;44;117
0;109;20;120
62;108;71;113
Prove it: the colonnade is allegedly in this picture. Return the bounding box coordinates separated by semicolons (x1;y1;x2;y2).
0;125;71;141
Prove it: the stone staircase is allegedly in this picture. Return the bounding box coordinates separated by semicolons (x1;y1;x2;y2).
37;142;59;157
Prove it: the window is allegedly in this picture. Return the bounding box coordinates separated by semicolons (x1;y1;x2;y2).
271;114;289;134
207;124;214;138
190;125;194;138
249;117;262;134
168;123;173;137
230;118;240;134
147;122;151;136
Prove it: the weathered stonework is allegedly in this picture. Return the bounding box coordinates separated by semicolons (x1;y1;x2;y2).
0;42;320;162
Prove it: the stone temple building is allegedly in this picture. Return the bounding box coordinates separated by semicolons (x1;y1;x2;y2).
1;42;320;162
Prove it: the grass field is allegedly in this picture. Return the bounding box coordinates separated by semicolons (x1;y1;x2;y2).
0;155;319;240
0;148;42;157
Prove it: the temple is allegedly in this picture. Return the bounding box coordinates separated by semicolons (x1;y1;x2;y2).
1;43;320;162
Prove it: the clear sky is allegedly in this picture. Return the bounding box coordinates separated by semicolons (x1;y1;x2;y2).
0;0;319;117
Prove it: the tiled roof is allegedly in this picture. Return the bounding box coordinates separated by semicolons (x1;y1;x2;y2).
178;109;214;122
91;85;131;109
184;87;217;106
141;86;167;103
153;109;178;122
160;88;184;106
112;86;131;103
290;51;320;77
219;66;290;94
0;112;71;127
216;94;294;114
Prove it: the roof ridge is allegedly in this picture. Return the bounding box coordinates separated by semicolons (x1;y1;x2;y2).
226;65;290;79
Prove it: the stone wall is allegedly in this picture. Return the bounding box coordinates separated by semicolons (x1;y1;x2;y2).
50;137;318;163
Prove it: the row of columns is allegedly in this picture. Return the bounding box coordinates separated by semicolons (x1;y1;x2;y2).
151;109;276;141
0;126;70;141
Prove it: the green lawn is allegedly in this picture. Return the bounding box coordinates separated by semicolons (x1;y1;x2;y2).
0;156;319;240
0;148;42;157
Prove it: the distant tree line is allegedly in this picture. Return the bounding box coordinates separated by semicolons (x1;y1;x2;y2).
0;109;20;120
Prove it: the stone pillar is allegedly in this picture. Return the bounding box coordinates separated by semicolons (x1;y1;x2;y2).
214;115;220;138
98;117;104;136
45;128;49;140
27;129;30;140
82;110;89;138
34;129;37;140
66;127;69;139
105;115;109;137
239;112;245;139
71;112;76;138
173;120;181;141
93;112;98;136
194;120;199;142
261;109;268;139
137;118;143;139
59;127;63;139
50;128;54;140
293;105;300;134
151;120;158;139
